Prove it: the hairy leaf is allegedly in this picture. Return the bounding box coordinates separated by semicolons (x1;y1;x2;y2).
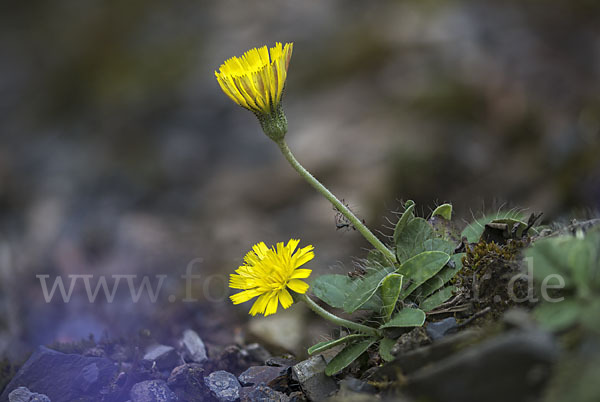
381;273;403;321
420;286;457;312
431;203;452;220
380;308;426;328
325;339;376;376
399;251;451;299
308;334;370;355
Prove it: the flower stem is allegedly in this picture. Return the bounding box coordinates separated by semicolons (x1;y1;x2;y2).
298;293;381;337
275;139;396;263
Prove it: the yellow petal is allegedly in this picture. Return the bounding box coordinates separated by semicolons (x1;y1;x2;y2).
264;293;279;316
279;289;294;309
290;269;312;279
249;293;270;316
230;288;262;304
287;279;309;294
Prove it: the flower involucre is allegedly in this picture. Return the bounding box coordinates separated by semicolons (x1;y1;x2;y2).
230;239;313;317
215;42;293;116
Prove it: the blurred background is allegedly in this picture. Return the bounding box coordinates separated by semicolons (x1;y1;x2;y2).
1;0;599;360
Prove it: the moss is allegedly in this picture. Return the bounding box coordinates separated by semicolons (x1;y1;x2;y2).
454;238;531;318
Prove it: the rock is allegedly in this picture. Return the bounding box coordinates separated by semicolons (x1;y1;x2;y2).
144;344;184;371
244;343;272;364
406;330;559;402
502;308;537;330
265;356;296;368
204;370;241;402
248;309;305;354
130;380;177;402
238;365;288;386
390;327;431;356
210;345;253;376
180;329;208;363
339;377;377;394
426;317;458;341
0;346;117;401
373;329;481;378
292;355;338;401
167;363;212;401
240;384;290;401
8;387;51;402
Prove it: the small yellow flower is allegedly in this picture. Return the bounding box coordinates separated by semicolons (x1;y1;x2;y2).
230;239;313;316
215;42;293;116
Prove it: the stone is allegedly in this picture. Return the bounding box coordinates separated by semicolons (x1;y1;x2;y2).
180;329;208;363
0;346;117;401
406;330;559;402
244;343;272;364
265;356;296;368
167;363;212;401
238;365;288;386
425;317;458;341
204;370;241;402
210;345;253;376
339;377;377;394
8;387;51;402
248;309;305;354
240;384;290;402
130;380;177;402
144;344;184;371
375;329;482;377
292;355;337;401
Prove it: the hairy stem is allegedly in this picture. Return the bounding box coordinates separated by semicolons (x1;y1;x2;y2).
275;139;396;263
298;293;381;337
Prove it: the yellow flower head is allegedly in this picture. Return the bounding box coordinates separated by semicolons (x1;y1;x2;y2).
215;42;293;141
230;239;313;317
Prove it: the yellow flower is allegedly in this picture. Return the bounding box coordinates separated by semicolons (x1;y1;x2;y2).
230;239;313;316
215;42;293;116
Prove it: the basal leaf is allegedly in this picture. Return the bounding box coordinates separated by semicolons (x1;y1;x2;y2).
423;238;456;255
343;267;395;313
311;274;355;309
420;286;457;312
308;333;370;355
393;201;416;247
396;218;434;262
325;339;376;376
461;210;526;243
380;308;426;328
431;203;452;220
534;300;580;332
381;273;403;321
399;251;450;300
378;337;396;362
417;253;464;298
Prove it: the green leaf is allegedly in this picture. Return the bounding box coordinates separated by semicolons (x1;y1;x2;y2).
420;286;457;312
325;339;376;376
399;251;451;299
461;210;526;243
534;300;580;332
417;253;464;298
378;338;396;362
308;334;370;355
311;274;355;309
423;238;456;254
431;203;452;220
396;218;434;262
380;308;426;328
393;202;416;247
381;273;403;321
343;267;395;313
